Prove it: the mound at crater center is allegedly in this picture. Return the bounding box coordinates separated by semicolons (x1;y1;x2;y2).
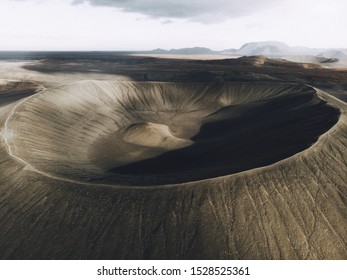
6;81;339;186
122;122;192;149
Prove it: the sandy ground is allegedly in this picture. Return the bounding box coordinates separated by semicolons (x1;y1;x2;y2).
0;58;346;259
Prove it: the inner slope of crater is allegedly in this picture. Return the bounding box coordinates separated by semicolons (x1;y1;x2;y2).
7;81;339;186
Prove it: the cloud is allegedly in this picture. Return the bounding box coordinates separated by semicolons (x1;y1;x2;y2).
72;0;283;23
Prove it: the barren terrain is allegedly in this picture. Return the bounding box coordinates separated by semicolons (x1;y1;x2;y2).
0;54;346;259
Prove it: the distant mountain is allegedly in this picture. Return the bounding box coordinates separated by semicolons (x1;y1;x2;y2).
168;47;216;55
146;41;346;59
147;47;216;55
236;41;291;55
220;48;238;54
234;41;331;56
147;48;168;54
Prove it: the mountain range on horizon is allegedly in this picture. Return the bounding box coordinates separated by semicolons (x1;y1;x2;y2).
146;41;347;59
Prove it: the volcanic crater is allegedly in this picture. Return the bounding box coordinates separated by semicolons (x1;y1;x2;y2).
6;81;339;186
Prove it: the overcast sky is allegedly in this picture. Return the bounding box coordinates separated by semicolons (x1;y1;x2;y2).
0;0;346;51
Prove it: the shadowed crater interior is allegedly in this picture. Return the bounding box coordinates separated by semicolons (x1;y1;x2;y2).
7;81;339;186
